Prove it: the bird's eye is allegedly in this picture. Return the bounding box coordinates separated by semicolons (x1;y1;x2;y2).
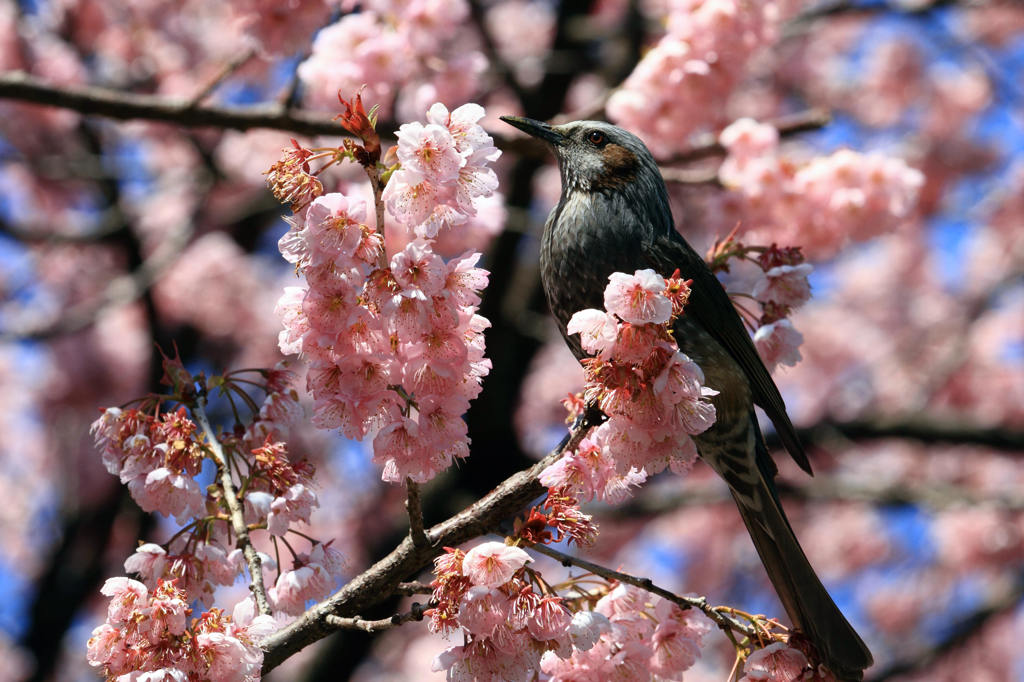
587;130;606;146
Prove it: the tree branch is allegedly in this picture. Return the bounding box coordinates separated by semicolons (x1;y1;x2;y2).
785;416;1024;453
0;71;349;137
405;479;429;549
664;107;833;164
528;543;760;640
615;475;1024;520
393;581;434;596
195;397;272;616
324;600;435;633
260;418;596;672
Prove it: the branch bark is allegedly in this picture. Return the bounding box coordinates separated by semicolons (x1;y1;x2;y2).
0;71;349;137
324;601;434;633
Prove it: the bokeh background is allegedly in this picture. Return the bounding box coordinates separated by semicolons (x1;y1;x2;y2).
0;0;1022;679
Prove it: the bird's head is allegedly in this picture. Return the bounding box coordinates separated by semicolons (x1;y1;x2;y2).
500;117;663;197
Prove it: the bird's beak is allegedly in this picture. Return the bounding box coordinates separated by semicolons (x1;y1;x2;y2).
500;116;565;146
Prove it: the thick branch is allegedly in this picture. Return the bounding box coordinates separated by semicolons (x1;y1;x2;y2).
0;71;349;137
529;543;759;640
260;420;595;671
195;398;272;616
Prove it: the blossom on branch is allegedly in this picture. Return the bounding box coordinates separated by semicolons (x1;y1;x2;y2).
548;269;716;496
273;101;498;484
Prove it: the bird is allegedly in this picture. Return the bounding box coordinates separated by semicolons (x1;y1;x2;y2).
500;115;873;681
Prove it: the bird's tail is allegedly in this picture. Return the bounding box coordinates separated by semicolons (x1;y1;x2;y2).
705;423;873;680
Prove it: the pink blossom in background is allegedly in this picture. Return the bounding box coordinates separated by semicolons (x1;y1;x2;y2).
1;0;1021;679
717;118;925;259
739;642;809;682
607;0;794;155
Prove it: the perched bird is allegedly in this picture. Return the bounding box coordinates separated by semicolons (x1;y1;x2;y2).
501;115;873;680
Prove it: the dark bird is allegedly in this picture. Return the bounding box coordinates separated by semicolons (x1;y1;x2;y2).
501;115;873;680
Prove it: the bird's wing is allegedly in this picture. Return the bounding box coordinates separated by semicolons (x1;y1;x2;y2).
643;232;812;475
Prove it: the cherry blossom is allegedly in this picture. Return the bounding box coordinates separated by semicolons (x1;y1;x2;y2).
461;541;531;588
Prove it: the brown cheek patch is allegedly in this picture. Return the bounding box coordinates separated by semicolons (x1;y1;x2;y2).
593;143;639;190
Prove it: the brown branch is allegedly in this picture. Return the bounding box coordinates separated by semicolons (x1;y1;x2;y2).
187;48;256;107
789;0;962;27
0;71;348;137
324;600;434;633
786;417;1024;453
528;543;759;640
259;418;596;672
393;581;433;596
405;479;429;549
615;475;1024;520
467;0;530;107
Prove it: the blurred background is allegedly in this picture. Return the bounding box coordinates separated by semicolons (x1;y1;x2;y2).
0;0;1021;679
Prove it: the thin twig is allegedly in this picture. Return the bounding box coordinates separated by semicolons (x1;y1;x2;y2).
0;71;348;137
324;600;435;633
777;416;1024;454
406;478;430;549
366;165;387;267
195;397;272;616
188;47;256;107
394;581;434;596
665;108;833;164
528;543;759;640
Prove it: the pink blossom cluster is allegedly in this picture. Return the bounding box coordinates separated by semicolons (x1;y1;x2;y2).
748;245;813;372
87;577;270;681
297;1;478;120
541;583;711;681
232;0;333;56
275;105;497;484
718;118;925;259
706;238;813;372
607;0;793;155
513;489;600;547
428;542;709;681
90;406;207;524
383;102;501;239
543;269;718;495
